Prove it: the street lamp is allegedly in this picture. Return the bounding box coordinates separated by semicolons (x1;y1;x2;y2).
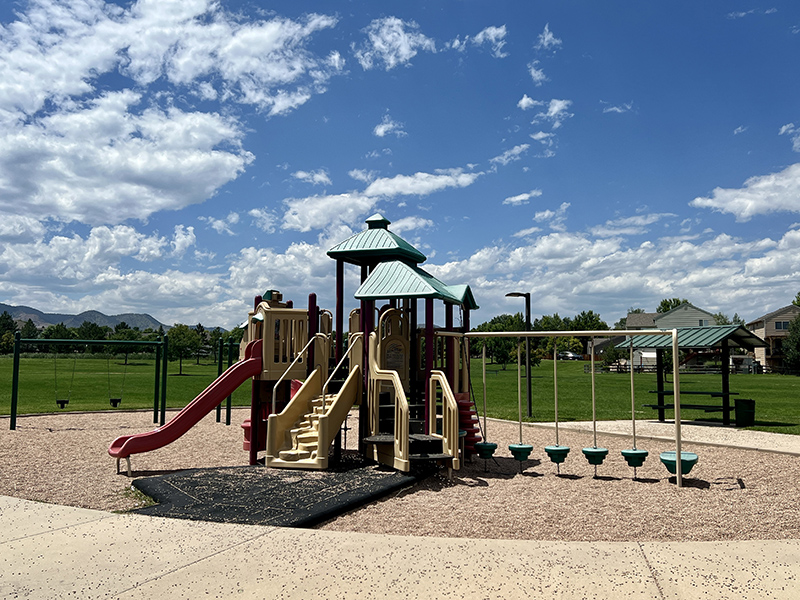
506;291;532;418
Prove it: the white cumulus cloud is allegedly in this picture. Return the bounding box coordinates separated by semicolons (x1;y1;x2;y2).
690;163;800;221
352;17;436;70
503;190;543;205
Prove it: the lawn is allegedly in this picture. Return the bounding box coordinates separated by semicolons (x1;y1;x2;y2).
3;354;799;436
471;358;800;435
0;354;252;419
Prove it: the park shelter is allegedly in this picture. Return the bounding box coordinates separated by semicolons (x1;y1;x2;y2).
618;325;767;426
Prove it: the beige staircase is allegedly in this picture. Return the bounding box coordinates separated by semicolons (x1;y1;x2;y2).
266;365;361;470
277;397;325;461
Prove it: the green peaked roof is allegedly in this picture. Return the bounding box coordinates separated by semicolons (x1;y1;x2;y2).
327;214;426;266
616;325;767;350
447;284;480;310
355;260;464;304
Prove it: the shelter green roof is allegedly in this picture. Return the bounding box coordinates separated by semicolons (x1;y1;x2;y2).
354;260;465;305
616;325;767;350
327;214;426;266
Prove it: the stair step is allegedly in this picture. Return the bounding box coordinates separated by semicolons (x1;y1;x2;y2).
409;433;439;442
364;434;394;444
297;432;318;444
279;449;311;461
409;453;453;461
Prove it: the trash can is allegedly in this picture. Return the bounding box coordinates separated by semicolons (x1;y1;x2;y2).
735;399;755;428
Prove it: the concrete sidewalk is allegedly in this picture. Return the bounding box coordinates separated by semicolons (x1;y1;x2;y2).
2;494;799;599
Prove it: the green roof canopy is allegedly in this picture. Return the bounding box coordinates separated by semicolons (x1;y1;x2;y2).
327;214;426;266
616;325;767;350
354;260;477;308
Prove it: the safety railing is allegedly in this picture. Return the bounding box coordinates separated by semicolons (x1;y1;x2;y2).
321;332;364;411
368;332;409;469
271;333;328;415
428;370;460;470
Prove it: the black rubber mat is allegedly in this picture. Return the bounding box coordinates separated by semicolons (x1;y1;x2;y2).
131;455;428;527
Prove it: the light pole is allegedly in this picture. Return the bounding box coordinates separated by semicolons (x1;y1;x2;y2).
506;291;532;418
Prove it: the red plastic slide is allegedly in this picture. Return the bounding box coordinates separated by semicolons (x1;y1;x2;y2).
108;339;262;460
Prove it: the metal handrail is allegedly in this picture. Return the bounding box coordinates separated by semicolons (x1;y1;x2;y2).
271;333;328;415
321;332;363;410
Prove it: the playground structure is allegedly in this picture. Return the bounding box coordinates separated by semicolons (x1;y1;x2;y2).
97;213;742;487
108;215;481;477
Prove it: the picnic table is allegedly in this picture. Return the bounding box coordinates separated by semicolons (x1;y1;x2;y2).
645;390;739;426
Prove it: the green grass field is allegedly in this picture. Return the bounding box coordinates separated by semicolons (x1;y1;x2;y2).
0;354;252;417
3;355;799;435
471;358;800;435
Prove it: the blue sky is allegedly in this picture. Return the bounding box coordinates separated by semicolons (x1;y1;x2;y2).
1;0;800;329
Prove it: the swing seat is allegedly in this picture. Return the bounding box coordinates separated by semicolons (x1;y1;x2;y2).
110;398;122;408
56;399;69;409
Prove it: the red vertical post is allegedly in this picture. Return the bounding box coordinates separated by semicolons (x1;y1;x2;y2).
445;303;454;389
308;293;318;377
250;295;262;466
424;298;434;432
336;259;344;362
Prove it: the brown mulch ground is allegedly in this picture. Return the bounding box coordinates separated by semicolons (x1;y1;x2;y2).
1;408;798;542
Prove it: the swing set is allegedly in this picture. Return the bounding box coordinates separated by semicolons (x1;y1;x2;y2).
8;332;169;431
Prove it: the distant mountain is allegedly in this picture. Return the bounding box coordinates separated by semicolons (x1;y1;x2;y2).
0;303;165;331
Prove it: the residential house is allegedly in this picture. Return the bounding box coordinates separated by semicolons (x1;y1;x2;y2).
653;303;715;328
746;305;800;372
625;303;717;368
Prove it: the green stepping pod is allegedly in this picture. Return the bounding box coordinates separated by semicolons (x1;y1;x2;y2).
544;445;570;464
582;447;609;466
621;448;649;468
659;451;699;475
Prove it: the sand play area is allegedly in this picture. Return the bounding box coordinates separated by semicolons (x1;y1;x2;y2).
1;408;799;543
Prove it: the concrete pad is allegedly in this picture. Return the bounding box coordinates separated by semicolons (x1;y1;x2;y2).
0;496;111;543
1;498;274;599
127;528;662;599
641;540;800;599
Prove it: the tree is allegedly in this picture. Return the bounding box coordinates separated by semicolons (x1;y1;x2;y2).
0;311;16;336
0;331;13;354
168;323;202;375
784;315;800;373
109;327;141;364
41;322;75;353
20;319;38;339
472;313;525;369
657;298;690;313
209;327;224;361
570;310;609;353
713;312;732;325
76;320;109;352
195;323;208;364
20;319;39;352
792;292;800;307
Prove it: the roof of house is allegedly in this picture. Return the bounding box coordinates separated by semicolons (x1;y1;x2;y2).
746;304;800;326
653;302;713;322
616;325;767;350
626;312;657;328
